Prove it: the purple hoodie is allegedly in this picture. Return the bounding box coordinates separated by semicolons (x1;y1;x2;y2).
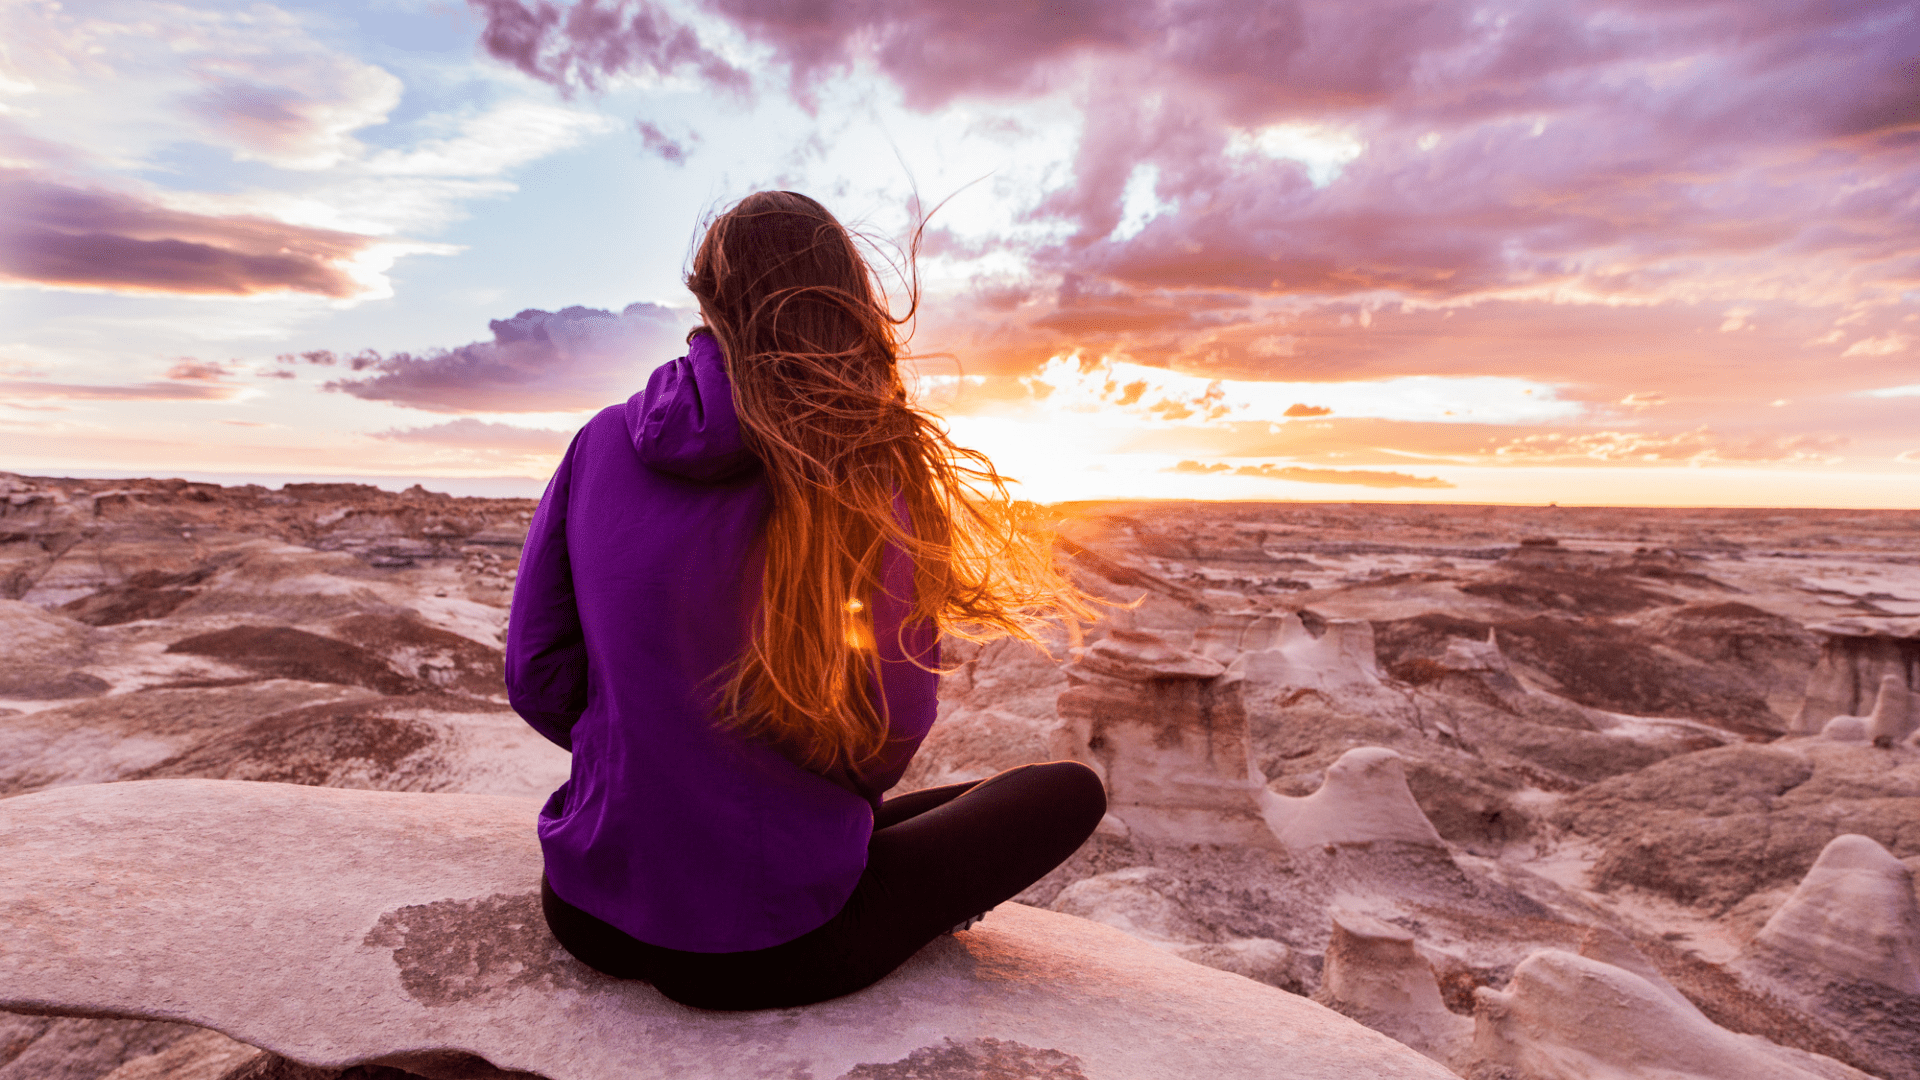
506;331;940;953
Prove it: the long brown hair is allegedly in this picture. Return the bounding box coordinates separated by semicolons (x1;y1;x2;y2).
688;190;1093;771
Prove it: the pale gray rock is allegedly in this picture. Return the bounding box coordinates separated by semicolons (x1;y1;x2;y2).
1049;867;1213;943
1264;748;1446;851
1866;674;1920;746
1162;939;1309;996
1314;909;1470;1065
1222;613;1386;695
1794;619;1920;734
170;545;406;623
1821;712;1872;743
1054;631;1275;848
1749;834;1920;995
0;779;1455;1080
1468;950;1873;1080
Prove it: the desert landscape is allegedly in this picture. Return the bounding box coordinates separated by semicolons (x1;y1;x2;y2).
2;470;1917;1080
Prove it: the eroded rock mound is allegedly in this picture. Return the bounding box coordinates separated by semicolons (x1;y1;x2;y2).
1468;950;1872;1080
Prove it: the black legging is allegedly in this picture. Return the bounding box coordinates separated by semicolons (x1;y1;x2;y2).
541;759;1107;1010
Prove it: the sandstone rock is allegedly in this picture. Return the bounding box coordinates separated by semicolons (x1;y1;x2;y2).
0;681;567;801
1549;742;1920;911
1468;950;1873;1080
0;1015;204;1080
1075;628;1227;680
96;1027;264;1080
1055;632;1274;847
1865;674;1920;746
1162;938;1309;996
1264;748;1446;851
165;626;423;695
1049;867;1214;943
0;780;1455;1080
1223;613;1385;694
1795;619;1920;734
1749;834;1920;995
0;599;108;700
1314;909;1470;1064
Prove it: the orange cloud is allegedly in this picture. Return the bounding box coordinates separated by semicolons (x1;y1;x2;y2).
1168;460;1452;488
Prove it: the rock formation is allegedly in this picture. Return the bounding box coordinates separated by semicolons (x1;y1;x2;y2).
1053;630;1275;847
1314;909;1470;1064
1264;747;1447;851
1468;950;1873;1080
1749;834;1920;995
1795;618;1920;734
0;779;1455;1080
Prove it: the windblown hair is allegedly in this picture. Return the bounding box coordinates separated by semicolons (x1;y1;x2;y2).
688;190;1094;772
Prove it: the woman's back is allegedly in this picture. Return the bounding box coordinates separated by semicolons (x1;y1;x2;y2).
507;331;938;953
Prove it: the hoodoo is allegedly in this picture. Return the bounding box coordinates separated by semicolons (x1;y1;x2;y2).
1469;950;1874;1080
1264;747;1448;851
1749;833;1920;995
1055;630;1275;847
1315;909;1470;1064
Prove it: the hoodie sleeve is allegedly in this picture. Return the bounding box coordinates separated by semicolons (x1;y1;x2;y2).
505;430;588;750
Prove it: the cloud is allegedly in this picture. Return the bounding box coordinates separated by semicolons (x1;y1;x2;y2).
1168;459;1452;488
1282;403;1330;417
165;360;235;381
479;0;1920;422
471;0;747;96
1842;333;1912;358
327;302;692;413
0;379;242;402
636;119;693;164
1493;428;1849;465
0;170;384;297
373;418;574;452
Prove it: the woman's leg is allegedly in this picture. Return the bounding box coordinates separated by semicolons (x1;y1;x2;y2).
647;760;1107;1010
872;777;982;829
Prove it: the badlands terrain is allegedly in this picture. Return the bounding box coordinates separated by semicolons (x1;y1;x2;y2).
1;471;1917;1080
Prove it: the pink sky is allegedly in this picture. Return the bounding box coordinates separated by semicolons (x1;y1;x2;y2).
3;0;1917;505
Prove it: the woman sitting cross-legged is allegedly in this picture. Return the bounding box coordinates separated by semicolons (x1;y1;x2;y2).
505;190;1107;1011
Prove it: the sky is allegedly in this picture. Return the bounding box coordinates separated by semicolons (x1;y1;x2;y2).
3;0;1918;507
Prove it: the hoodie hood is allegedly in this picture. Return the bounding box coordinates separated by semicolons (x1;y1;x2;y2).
627;331;757;482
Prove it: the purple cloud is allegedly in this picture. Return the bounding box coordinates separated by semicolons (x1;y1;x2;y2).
472;0;747;96
0;170;378;298
327;302;691;413
374;418;574;452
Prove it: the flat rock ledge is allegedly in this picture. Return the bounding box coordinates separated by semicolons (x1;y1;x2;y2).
0;780;1452;1080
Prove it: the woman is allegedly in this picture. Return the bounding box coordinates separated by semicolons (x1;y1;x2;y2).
506;190;1106;1010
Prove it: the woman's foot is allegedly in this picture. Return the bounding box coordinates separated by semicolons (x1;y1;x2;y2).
949;907;993;934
